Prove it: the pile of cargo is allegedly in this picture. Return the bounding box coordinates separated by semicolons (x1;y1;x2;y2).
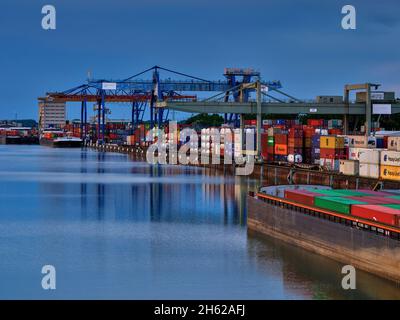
284;187;400;227
319;136;345;170
260;118;344;164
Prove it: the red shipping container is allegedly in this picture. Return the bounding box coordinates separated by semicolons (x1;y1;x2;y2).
320;148;345;159
351;205;400;227
274;133;288;145
288;128;303;138
261;133;269;159
288;137;303;147
307;119;324;127
288;147;303;155
329;129;343;135
284;189;325;206
244;119;257;126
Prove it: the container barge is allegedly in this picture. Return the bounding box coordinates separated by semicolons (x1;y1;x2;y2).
247;185;400;283
40;130;82;148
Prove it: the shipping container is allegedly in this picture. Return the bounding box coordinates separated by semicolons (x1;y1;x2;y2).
339;160;359;175
274;144;288;155
380;165;400;181
267;127;281;136
284;189;326;206
320;136;344;149
356;189;397;197
359;163;380;179
320;148;345;159
274;133;288;145
348;148;360;160
315;197;367;214
330;189;371;197
358;148;381;165
387;137;400;151
347;135;368;148
380;150;400;167
305;188;347;197
351;205;400;227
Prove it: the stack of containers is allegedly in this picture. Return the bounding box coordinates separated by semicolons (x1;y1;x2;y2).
304;188;367;214
327;119;343;129
283;187;400;226
310;134;321;164
319;136;345;171
261;133;269;160
358;148;381;179
380;149;400;181
303;127;316;164
267;127;280;160
274;133;288;161
287;127;303;163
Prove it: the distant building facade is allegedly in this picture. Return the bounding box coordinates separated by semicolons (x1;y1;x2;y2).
38;101;66;130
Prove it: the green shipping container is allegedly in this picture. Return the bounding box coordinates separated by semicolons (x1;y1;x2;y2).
329;190;372;197
314;196;367;214
305;188;347;197
382;204;400;210
386;195;400;201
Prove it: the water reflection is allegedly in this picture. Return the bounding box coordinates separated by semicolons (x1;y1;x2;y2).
0;145;399;299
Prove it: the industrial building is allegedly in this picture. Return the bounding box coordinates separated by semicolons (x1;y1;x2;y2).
38;100;66;130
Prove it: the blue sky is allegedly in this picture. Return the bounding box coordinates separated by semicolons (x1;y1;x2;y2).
0;0;399;121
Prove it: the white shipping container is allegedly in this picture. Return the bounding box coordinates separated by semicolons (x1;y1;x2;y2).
339;160;359;176
380;150;400;167
359;163;380;179
388;137;400;151
348;148;360;160
358;148;381;165
347;135;368;148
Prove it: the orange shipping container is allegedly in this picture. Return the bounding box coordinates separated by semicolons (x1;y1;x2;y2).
274;144;288;155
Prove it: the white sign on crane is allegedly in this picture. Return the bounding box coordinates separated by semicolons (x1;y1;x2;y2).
102;82;117;90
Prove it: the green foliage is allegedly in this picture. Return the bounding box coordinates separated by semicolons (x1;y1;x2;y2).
182;113;224;128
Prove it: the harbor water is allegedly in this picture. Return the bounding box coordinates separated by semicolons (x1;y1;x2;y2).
0;145;399;299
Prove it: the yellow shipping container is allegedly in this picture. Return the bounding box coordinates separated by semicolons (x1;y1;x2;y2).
380;165;400;181
320;136;344;149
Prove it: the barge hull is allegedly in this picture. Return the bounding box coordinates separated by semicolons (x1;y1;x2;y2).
247;195;400;283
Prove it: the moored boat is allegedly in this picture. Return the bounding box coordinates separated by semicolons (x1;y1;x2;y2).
247;185;400;283
40;130;82;148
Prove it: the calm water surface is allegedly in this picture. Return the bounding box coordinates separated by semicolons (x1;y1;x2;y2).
0;145;399;299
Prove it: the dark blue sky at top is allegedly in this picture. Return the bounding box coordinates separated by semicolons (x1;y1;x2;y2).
0;0;399;121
